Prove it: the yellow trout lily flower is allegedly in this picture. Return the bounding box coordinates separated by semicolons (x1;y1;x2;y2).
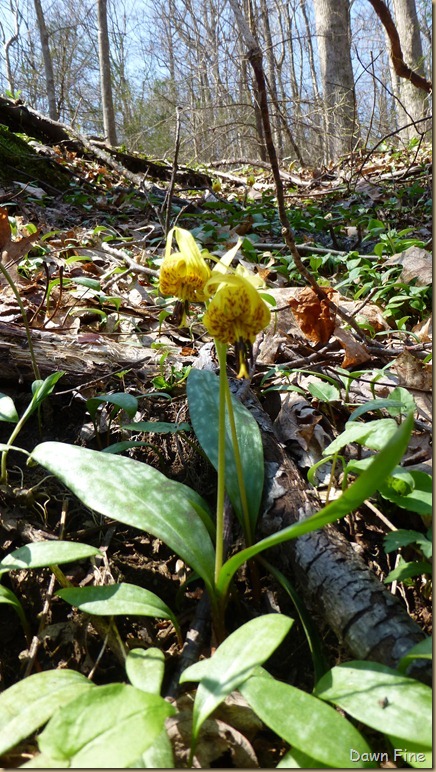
203;273;271;378
159;227;212;325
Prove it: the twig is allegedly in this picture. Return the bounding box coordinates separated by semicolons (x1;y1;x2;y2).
227;0;370;344
101;241;159;277
163;105;183;236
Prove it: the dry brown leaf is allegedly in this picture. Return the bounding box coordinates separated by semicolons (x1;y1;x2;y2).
288;286;336;344
412;315;432;343
0;206;39;276
386;246;432;286
334;326;371;368
391;349;432;391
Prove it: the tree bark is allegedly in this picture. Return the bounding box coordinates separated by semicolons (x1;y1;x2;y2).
313;0;360;162
33;0;58;121
232;380;431;684
97;0;118;146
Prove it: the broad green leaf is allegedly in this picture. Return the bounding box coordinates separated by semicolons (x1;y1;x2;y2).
180;614;293;744
277;748;329;768
384;529;432;559
38;683;175;767
86;392;138;421
0;393;18;423
323;418;398;455
314;662;432;748
29;442;216;595
132;730;174;768
0;541;100;576
27;372;65;416
102;440;156;454
0;585;29;634
0;670;93;756
20;752;69;767
385;738;431;768
240;674;374;768
216;412;414;599
126;648;165;694
187;369;264;532
56;583;180;638
122;420;191;433
307;381;340;402
380;470;432;516
384;557;432;583
397;637;432;675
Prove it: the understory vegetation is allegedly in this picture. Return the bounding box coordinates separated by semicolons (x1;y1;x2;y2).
0;133;432;768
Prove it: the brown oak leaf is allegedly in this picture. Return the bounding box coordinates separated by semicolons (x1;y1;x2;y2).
288;286;336;344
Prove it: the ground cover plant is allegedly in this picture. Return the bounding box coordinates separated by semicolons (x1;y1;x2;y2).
0;120;432;767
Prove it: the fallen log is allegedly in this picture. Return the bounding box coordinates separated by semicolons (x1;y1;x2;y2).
232;380;431;684
0;321;162;387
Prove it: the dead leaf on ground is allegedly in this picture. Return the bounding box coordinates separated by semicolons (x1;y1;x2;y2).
274;391;331;474
0;206;39;281
386;246;432;286
412;315;432;343
334;326;371;368
288;286;336;344
391;349;432;391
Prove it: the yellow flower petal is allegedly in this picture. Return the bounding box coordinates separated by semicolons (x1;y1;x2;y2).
203;274;271;346
159;227;211;304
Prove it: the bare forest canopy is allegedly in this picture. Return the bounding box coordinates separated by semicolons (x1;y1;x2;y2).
0;0;432;165
0;0;432;769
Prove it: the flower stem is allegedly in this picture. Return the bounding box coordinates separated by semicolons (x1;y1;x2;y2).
214;342;228;584
224;383;253;546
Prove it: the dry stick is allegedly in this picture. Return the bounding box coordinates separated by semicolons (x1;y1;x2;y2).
227;0;369;344
163;105;183;237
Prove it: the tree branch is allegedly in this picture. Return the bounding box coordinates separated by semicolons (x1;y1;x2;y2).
367;0;432;94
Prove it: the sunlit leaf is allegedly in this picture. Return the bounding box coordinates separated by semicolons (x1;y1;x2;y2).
0;541;100;576
180;614;293;745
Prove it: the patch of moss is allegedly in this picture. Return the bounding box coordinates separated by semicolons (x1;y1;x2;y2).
0;124;73;192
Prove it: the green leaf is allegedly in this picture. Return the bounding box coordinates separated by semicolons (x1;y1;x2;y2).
307;381;341;402
384;529;432;559
0;541;100;576
180;614;293;745
397;637;432;675
380;470;432;516
29;442;216;596
38;683;175;767
241;674;375;768
383;739;431;769
0;670;93;756
314;662;432;748
56;583;180;638
324;419;398;455
384;557;432;583
27;372;65;417
0;393;19;423
0;585;29;634
216;412;414;599
187;369;264;532
126;648;165;695
86;392;138;421
276;748;329;768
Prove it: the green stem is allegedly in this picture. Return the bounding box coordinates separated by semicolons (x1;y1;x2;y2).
214;342;228;584
224;383;253;546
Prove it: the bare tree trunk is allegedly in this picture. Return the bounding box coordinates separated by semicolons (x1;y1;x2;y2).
313;0;359;162
33;0;58;120
97;0;117;146
391;0;430;139
259;0;283;158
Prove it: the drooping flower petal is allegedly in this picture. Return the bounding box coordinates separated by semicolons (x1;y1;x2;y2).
203;273;271;377
159;227;211;305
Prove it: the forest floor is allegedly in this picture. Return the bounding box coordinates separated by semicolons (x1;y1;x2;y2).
0;131;432;768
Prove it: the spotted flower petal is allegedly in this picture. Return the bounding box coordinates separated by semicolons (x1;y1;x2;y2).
159;227;211;305
203;273;271;377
